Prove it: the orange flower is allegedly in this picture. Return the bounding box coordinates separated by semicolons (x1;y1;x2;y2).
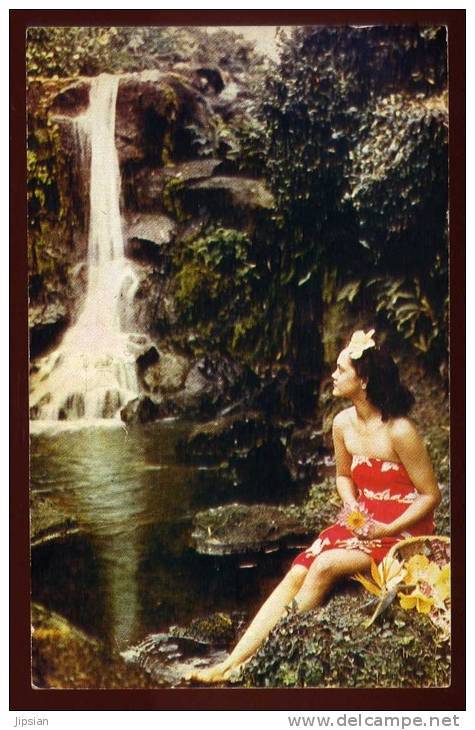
346;510;367;531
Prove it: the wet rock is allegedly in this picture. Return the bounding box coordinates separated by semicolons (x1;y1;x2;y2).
150;356;259;419
178;410;275;463
29;302;69;358
124;263;171;335
116;73;213;166
169;611;245;647
285;425;325;485
120;396;161;425
122;627;231;687
124;158;222;211
32;603;154;689
176;176;275;220
192;503;311;555
122;613;246;686
30;494;80;548
142;350;190;394
50;80;90;116
176;410;291;499
125;213;176;263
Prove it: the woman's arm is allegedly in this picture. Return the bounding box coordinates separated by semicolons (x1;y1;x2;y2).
373;418;441;538
332;411;359;508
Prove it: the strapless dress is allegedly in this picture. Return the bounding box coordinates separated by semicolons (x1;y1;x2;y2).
292;455;435;568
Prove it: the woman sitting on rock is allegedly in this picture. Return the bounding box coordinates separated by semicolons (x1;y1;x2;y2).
188;329;441;683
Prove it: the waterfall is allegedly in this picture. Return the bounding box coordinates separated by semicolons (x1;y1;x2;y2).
30;74;144;422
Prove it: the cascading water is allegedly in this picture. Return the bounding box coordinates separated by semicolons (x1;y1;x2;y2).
30;74;145;421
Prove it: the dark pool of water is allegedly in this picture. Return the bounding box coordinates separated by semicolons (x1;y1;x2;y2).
30;421;301;650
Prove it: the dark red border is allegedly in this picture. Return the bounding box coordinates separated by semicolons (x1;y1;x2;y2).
10;8;465;711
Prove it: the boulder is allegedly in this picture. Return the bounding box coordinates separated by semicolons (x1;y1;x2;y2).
122;611;244;686
191;503;311;556
120;396;161;425
32;603;154;689
151;356;255;418
237;588;451;688
125;213;177;263
142;350;190;394
124;158;222;211
176;176;275;219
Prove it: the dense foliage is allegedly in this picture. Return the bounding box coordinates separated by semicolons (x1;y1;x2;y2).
26;26;265;79
27;81;80;304
171;227;269;361
258;25;448;372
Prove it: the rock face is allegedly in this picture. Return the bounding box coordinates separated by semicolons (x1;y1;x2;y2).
50;80;90;116
30;64;275;420
116;73;213;166
176;409;292;497
125;213;177;263
284;425;325;485
179;410;279;462
191;503;310;555
29;302;69;358
120;396;161;425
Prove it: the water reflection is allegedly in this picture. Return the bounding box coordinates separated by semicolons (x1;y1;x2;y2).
31;422;197;647
30;421;293;649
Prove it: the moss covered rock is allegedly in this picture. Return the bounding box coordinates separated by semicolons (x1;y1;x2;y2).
192;503;311;556
32;603;155;689
237;588;450;688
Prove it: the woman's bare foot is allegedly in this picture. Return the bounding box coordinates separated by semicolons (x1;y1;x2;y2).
185;660;232;684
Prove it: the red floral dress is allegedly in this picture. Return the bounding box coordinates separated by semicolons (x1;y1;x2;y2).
292;455;435;568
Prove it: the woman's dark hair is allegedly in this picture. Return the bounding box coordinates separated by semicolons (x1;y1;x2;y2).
351;345;415;421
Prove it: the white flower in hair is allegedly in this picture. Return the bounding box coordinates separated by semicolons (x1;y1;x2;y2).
347;329;376;360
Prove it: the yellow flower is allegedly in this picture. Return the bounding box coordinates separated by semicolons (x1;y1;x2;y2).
347;329;376;360
354;555;406;598
404;554;446;597
403;553;430;584
346;510;366;531
399;587;434;614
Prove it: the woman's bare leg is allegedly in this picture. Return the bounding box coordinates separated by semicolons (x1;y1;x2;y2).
187;548;372;683
294;548;372;612
186;564;308;683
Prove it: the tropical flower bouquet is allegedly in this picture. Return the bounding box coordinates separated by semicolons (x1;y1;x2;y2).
353;536;451;640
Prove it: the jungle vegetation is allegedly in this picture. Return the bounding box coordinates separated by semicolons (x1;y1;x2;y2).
27;25;449;395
